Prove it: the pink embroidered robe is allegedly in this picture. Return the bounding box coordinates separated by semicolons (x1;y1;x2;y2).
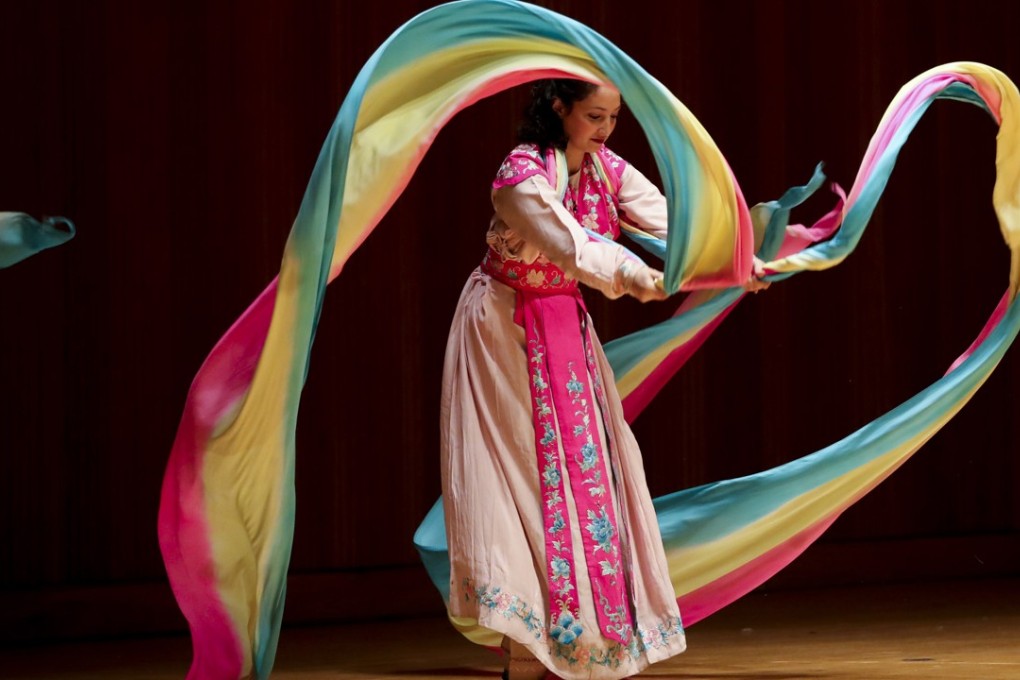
440;143;686;679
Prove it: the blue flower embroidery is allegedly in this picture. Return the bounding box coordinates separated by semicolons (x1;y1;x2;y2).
550;611;584;645
542;464;561;488
550;557;571;581
580;439;598;470
548;510;565;535
540;422;556;446
586;507;615;553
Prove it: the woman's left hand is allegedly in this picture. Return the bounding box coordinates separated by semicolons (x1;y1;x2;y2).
744;257;771;293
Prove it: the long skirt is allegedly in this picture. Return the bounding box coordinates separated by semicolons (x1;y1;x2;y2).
440;268;686;680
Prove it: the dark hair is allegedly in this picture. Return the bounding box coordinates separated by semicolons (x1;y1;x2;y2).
517;79;598;150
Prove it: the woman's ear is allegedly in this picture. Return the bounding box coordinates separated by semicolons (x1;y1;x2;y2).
552;97;565;118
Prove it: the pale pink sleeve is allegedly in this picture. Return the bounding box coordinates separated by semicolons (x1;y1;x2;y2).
492;176;642;300
617;164;669;240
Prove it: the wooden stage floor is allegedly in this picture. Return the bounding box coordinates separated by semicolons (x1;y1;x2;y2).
3;578;1018;679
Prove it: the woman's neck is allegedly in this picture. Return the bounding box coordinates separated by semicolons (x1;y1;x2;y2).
565;147;584;175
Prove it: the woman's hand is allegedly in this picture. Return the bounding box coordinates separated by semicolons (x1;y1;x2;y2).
744;257;771;293
628;263;669;302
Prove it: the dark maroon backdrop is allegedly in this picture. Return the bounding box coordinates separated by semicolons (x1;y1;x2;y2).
1;0;1018;642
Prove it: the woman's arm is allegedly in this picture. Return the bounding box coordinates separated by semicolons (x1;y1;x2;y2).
616;164;668;240
616;164;769;292
492;176;666;302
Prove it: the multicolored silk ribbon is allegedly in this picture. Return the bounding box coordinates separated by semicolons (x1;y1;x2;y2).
0;212;75;268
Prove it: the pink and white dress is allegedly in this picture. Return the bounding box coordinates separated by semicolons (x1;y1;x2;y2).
440;143;686;679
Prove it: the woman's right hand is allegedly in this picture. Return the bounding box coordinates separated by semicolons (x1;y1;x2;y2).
628;264;669;302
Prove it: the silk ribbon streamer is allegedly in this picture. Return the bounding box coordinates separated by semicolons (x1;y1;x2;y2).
0;212;75;268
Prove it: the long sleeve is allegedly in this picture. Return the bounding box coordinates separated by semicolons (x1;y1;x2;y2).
492;175;636;299
617;164;669;240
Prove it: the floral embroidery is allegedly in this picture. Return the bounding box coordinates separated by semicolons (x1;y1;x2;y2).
550;557;571;581
565;369;584;396
641;626;663;649
542;464;561;488
465;582;684;671
548;510;565;534
525;269;547;287
600;146;627;178
481;248;577;293
586;507;615;553
466;580;544;640
493;144;546;187
579;439;598;471
539;421;555;445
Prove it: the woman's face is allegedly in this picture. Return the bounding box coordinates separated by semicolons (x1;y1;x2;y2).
553;86;621;157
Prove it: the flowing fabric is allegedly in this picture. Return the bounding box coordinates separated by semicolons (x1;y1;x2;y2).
0;212;75;268
417;61;1020;639
154;0;1020;677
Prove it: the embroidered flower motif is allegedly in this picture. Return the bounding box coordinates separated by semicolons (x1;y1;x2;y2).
586;507;615;553
496;162;516;181
581;212;601;231
550;557;571;581
465;582;683;670
540;422;556;446
542;464;562;488
494;144;545;186
526;269;547;287
466;581;545;638
641;626;664;649
579;439;598;470
495;591;514;611
550;611;584;645
548;510;565;535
